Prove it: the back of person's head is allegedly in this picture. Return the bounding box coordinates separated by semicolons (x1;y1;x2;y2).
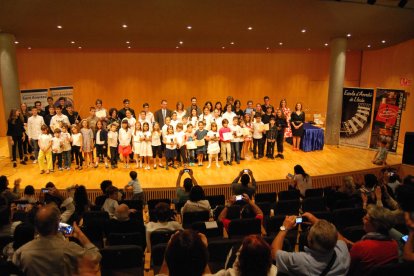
366;204;394;234
364;174;378;189
23;185;35;196
240;204;256;219
74;185;88;206
237;235;272;276
294;165;306;176
340;176;355;195
0;175;8;192
106;186;118;197
100;180;113;193
34;204;60;236
183;178;193;192
307;219;338;252
45;182;55;189
189;185;205;202
397;177;414;212
115;204;130;221
165;230;208;276
13;222;35;250
240;174;250;186
155;202;171;222
129;171;137;180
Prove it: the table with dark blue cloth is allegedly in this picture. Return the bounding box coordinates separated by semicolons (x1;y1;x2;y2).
300;123;324;152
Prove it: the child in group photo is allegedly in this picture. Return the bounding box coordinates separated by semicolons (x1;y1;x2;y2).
175;123;187;167
195;121;208;166
206;122;221;168
95;120;109;168
151;122;163;169
107;123;119;169
38;124;53;174
185;123;196;167
140;122;152;170
219;119;232;166
80;119;94;168
164;125;177;170
71;125;83;170
61;124;72;170
118;119;132;168
132;121;143;169
51;128;64;172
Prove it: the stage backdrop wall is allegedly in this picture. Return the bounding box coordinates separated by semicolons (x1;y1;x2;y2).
0;49;362;135
361;39;414;144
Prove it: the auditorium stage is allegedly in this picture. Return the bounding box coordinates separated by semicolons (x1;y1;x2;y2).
0;137;403;190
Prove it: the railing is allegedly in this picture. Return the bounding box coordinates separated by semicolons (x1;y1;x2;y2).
31;165;400;203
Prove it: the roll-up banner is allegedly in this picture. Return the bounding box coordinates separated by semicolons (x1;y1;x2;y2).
340;87;374;148
369;88;405;153
50;86;74;108
20;89;49;108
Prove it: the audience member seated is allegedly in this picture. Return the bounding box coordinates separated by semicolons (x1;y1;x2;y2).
175;168;198;204
230;169;257;198
158;230;210;276
94;180;113;208
146;202;183;251
2;222;34;262
20;185;37;203
181;185;211;215
42;182;62;206
102;186;119;219
271;212;351;275
360;174;399;211
218;194;263;232
215;234;277;276
73;185;91;220
287;164;312;197
348;204;398;275
384;170;402;196
12;204;101;276
0;176;21;205
105;203;143;234
338;176;359;198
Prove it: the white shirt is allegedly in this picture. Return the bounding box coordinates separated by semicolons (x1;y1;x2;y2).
50;114;69;130
95;108;107;119
294;174;313;196
145;221;183;251
199;113;213;130
133;130;143;144
222;111;237;124
142;131;151;143
211;116;223;130
175;110;187;122
61;132;72;151
96;130;104;145
164;134;176;150
189;116;199;127
52;136;64;153
118;128;132;146
145;112;155;124
171;120;179;130
252;122;264;139
107;131;118;147
102;198;119;219
151;131;162;146
138;118;152;131
71;133;81;147
175;131;186;148
207;130;220;146
38;133;52;150
27;115;44;140
161;124;170;139
126;117;136;132
229;124;243;142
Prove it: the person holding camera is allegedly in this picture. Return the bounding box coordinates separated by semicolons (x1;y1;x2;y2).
175;169;198;204
231;169;257;198
271;212;351;275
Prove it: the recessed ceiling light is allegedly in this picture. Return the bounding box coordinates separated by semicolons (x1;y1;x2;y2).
324;43;329;46
71;41;75;44
126;41;130;44
222;46;226;49
247;26;253;31
186;25;192;30
14;41;19;44
57;25;62;29
122;24;128;28
179;41;183;45
78;46;82;49
301;29;306;33
230;42;235;45
127;46;131;49
176;46;179;49
347;33;352;37
307;48;311;51
381;40;386;44
266;47;270;50
367;44;371;48
28;47;31;50
279;42;283;46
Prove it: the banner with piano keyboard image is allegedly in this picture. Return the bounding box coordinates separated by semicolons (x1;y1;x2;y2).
369;88;405;153
340;87;374;148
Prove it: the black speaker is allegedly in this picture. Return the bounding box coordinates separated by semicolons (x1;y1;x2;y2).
402;132;414;165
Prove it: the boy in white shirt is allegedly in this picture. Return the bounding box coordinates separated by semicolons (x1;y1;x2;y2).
143;103;155;125
27;107;45;163
175;123;187;166
51;128;64;171
60;125;72;170
229;117;243;164
108;123;119;169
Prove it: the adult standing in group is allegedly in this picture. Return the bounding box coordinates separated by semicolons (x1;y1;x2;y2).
20;103;32;161
44;97;55;114
154;99;172;128
7;109;27;168
261;96;274;114
225;95;235;111
27;106;45;164
107;108;120;128
175;101;187;123
143;103;155;125
95;99;108;125
57;97;68;115
291;102;305;151
186;97;202;116
279;99;292;141
34;101;45;117
222;104;236;124
234;99;244;118
117;99;135;120
44;106;56;131
65;104;81;125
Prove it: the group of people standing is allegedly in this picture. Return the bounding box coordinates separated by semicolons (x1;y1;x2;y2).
6;95;306;173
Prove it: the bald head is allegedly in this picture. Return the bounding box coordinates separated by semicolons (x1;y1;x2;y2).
115;204;130;221
35;204;60;236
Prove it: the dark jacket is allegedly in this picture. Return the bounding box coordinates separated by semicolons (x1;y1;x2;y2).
95;129;108;147
7;119;25;137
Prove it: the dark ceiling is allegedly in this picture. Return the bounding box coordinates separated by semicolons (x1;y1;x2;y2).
0;0;413;50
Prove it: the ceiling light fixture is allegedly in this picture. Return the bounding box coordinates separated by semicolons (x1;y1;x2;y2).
14;41;19;44
176;46;179;49
57;25;63;29
230;42;234;45
381;40;386;44
126;41;130;44
247;26;253;31
367;44;371;48
307;48;311;51
71;41;75;44
222;46;226;49
127;46;131;49
301;29;306;33
28;47;31;50
266;47;270;50
122;24;128;28
78;46;82;49
347;33;352;37
186;25;192;30
179;41;183;45
279;42;283;46
324;43;329;46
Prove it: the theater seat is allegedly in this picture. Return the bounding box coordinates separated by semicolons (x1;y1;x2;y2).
100;245;144;276
182;210;210;228
227;218;261;238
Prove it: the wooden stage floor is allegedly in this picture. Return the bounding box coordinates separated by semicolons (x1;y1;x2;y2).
0;137;403;190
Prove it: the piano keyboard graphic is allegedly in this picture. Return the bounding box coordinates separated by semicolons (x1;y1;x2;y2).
342;106;370;136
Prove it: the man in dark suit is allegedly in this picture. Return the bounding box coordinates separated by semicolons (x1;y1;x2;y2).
154;99;172;128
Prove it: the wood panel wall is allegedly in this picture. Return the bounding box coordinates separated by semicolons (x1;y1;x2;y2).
0;48;362;135
360;39;414;144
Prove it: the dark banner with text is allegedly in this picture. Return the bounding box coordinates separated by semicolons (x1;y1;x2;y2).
340;87;374;148
369;88;405;153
